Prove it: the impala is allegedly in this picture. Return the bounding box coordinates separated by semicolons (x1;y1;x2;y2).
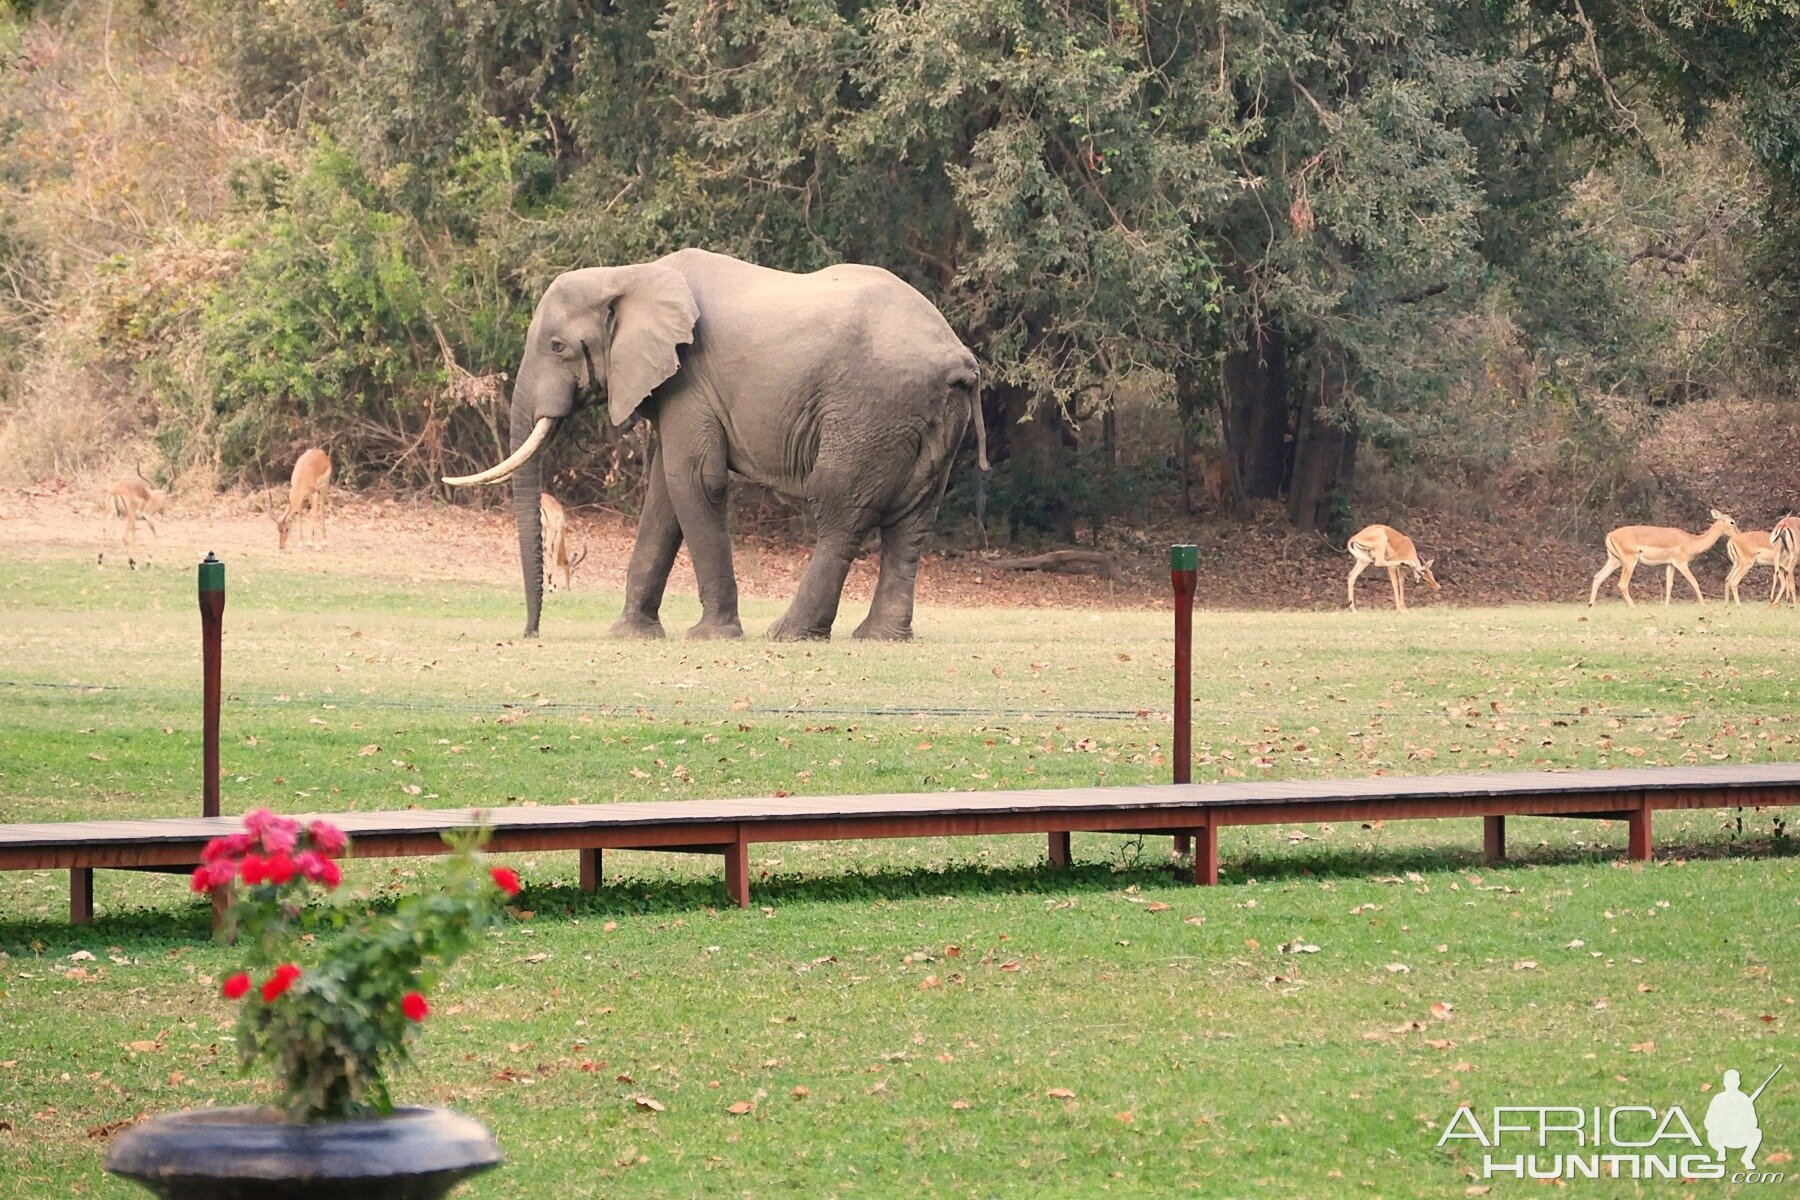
1772;515;1800;606
539;493;588;593
101;466;166;567
1724;528;1781;605
1587;509;1737;607
276;448;332;550
1346;524;1439;612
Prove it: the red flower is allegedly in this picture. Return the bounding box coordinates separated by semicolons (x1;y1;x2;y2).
261;963;302;1002
221;972;252;1000
489;866;521;897
190;865;213;894
191;861;235;893
401;991;429;1022
239;854;269;885
319;858;342;888
202;832;254;863
308;820;348;858
264;851;296;885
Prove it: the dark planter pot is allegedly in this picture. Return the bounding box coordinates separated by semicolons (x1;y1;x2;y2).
103;1106;502;1200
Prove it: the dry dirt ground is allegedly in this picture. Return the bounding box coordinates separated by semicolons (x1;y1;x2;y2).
5;478;1750;612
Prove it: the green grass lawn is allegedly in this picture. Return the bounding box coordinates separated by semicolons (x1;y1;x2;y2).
0;547;1795;1197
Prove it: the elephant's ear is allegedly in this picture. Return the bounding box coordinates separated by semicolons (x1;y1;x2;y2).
606;265;699;427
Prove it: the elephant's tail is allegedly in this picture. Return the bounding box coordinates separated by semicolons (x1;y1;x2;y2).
949;366;988;471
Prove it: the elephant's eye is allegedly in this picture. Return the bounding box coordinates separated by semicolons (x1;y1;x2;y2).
548;336;569;356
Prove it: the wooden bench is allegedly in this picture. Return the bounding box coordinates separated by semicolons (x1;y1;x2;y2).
4;762;1797;926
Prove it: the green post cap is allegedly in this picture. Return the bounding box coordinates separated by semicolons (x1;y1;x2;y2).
1170;544;1198;572
198;553;225;593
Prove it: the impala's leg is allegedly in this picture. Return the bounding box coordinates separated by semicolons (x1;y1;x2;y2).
1347;555;1371;610
1589;554;1621;606
1616;558;1636;606
1675;561;1706;604
1728;559;1747;605
1387;566;1403;612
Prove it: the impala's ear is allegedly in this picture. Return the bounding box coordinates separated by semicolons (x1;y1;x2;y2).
603;265;698;427
1421;557;1435;571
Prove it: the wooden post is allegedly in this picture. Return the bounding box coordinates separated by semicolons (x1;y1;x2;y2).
1191;825;1218;886
724;831;750;908
1171;545;1198;856
198;554;225;819
1483;815;1506;864
1628;795;1653;862
70;868;94;924
1047;831;1072;868
579;848;602;892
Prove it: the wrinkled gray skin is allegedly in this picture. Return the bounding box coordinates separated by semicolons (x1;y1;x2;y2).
503;248;979;641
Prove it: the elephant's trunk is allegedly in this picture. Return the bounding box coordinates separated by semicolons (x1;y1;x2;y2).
512;408;546;639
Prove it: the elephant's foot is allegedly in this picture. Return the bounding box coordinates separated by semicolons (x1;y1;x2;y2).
852;614;914;641
685;617;744;640
609;613;668;640
766;613;832;642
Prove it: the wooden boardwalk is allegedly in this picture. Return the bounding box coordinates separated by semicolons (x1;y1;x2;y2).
4;762;1798;924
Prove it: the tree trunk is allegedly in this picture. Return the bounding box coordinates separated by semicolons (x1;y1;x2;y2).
1286;345;1358;534
999;382;1078;542
1221;318;1290;501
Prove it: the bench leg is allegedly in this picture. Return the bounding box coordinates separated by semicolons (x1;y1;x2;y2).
1483;815;1506;864
579;848;603;893
1628;799;1653;862
70;868;94;925
724;833;750;908
1191;826;1218;886
1047;831;1071;868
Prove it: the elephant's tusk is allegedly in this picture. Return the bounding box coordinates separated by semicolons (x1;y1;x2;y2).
443;418;556;487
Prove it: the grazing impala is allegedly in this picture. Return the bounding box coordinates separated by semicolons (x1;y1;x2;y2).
1724;527;1781;605
1771;515;1800;606
539;493;587;592
1346;524;1439;611
1587;509;1737;607
276;448;332;550
101;466;166;566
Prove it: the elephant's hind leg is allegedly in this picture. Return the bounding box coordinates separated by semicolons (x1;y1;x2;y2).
855;501;939;641
611;445;683;639
767;513;871;641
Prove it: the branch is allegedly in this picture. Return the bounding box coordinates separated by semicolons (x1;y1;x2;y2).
1390;282;1450;305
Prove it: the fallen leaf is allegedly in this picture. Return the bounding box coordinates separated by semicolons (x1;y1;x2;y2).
1145;902;1170;913
919;975;941;990
1046;1088;1076;1100
726;1101;753;1115
791;1086;810;1099
1513;961;1538;971
122;1041;160;1054
1629;1040;1655;1054
632;1096;664;1113
1429;1003;1454;1020
1385;963;1411;974
950;1099;971;1110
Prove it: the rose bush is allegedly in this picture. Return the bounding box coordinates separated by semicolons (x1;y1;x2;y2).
191;810;519;1122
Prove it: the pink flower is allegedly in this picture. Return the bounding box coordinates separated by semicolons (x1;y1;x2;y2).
307;820;348;858
296;852;343;889
244;809;301;855
264;851;296;886
221;972;252;1000
202;860;237;890
489;866;521;897
401;991;429;1022
261;963;301;1002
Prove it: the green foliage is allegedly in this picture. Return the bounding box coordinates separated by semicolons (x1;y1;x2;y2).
212;820;511;1122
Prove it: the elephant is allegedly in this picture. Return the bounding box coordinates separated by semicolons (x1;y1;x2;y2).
446;248;985;642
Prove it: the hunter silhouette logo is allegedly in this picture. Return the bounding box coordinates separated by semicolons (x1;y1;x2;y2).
1705;1065;1781;1170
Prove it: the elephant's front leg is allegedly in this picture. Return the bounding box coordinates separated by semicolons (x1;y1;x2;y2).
767;507;878;641
659;417;744;639
610;445;683;639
